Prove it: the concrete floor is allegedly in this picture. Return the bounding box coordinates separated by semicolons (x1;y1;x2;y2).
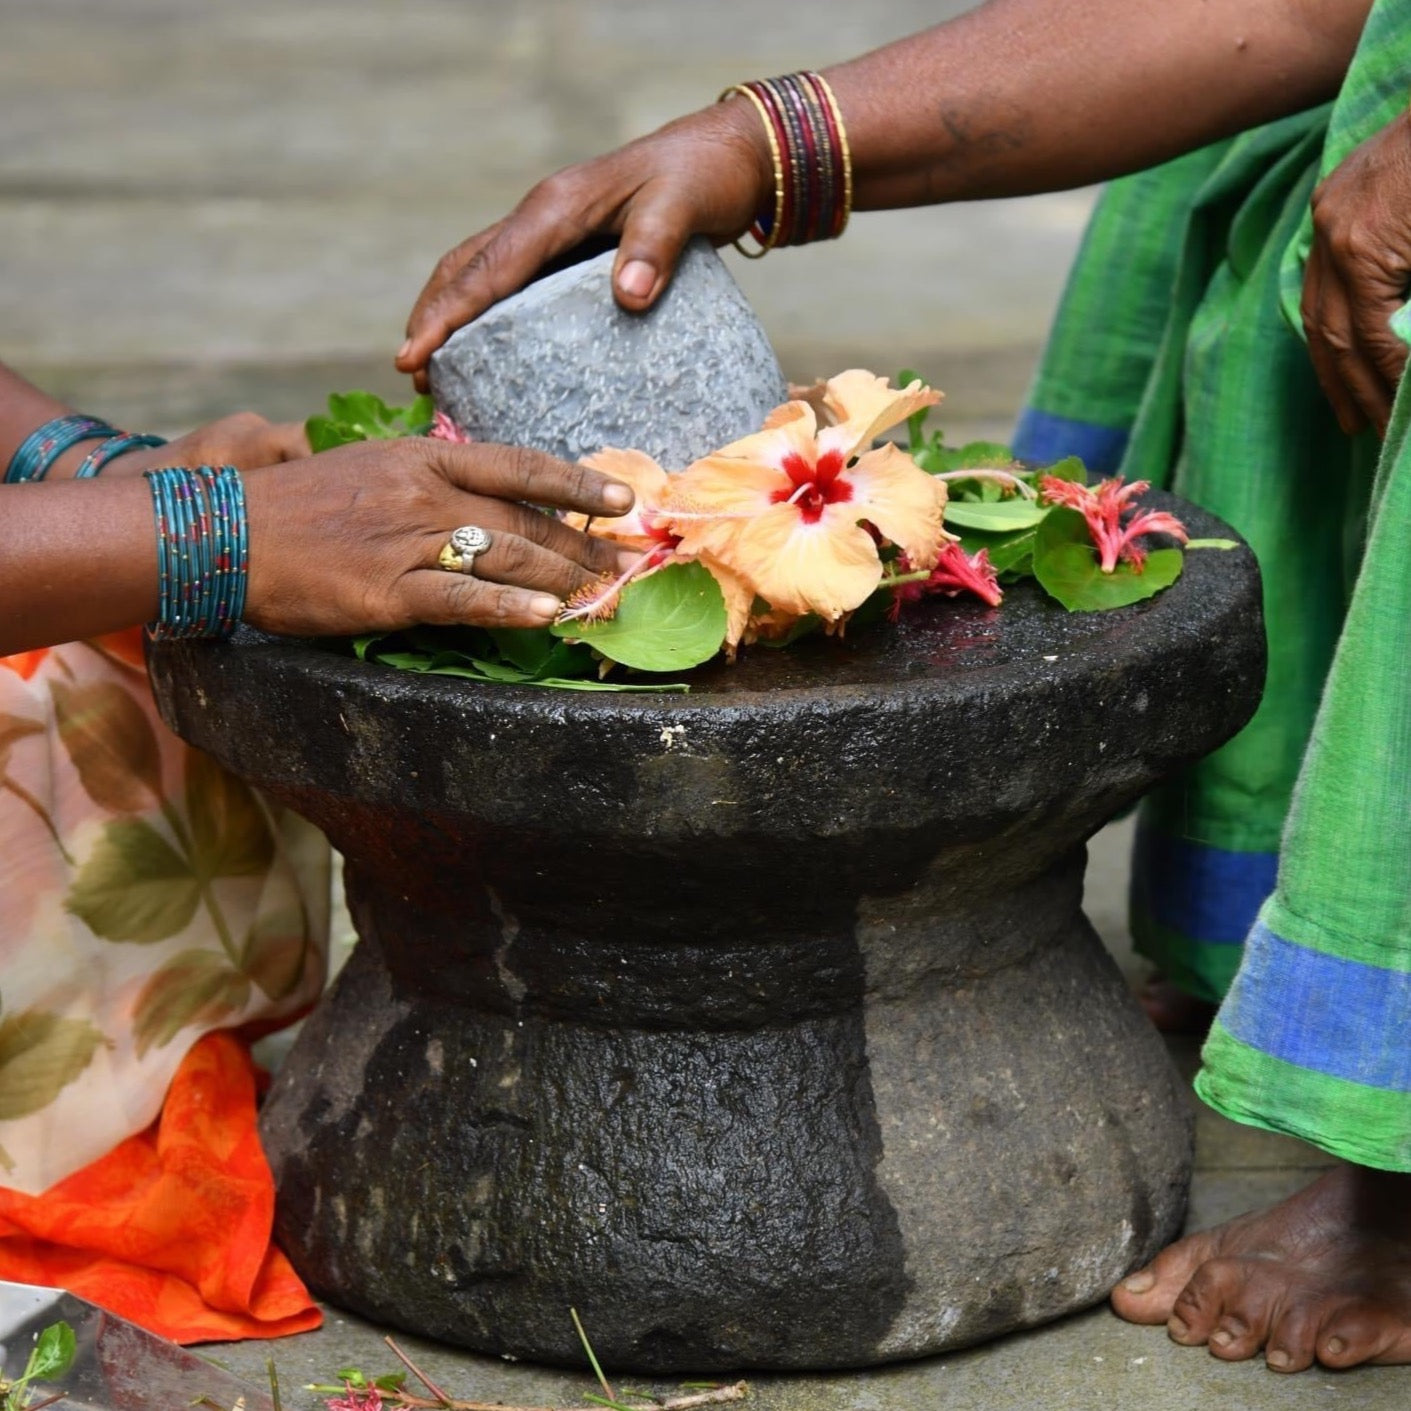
3;1;1404;1406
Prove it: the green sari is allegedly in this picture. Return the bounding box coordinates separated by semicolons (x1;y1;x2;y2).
1014;0;1411;1168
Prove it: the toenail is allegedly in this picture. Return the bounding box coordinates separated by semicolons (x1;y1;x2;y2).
1211;1329;1233;1348
1168;1317;1189;1340
1325;1337;1346;1356
1267;1349;1291;1369
1123;1271;1156;1294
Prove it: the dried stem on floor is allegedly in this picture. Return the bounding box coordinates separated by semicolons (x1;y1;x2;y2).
370;1381;749;1411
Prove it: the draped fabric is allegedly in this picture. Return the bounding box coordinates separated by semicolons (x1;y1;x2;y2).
0;628;328;1335
1015;0;1411;1168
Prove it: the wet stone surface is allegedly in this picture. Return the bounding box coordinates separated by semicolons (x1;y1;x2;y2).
148;498;1265;1373
429;238;790;470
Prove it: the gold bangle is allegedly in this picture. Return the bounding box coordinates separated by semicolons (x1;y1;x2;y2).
813;73;853;237
719;83;785;258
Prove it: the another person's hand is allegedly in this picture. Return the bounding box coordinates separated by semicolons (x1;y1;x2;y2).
241;436;635;635
397;103;771;390
106;412;311;477
1303;112;1411;435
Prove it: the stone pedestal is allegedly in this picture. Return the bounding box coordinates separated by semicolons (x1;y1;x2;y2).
147;497;1264;1373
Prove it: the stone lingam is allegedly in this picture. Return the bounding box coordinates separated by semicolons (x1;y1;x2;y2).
147;243;1266;1373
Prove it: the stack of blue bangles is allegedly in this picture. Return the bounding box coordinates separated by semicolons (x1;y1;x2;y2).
4;413;249;640
4;412;167;484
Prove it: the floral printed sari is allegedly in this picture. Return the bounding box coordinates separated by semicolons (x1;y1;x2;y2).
0;630;329;1196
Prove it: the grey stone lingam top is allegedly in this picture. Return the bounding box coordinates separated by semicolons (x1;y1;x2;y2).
428;237;790;471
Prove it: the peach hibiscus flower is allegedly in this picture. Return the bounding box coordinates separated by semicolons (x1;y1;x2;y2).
661;371;948;621
559;448;756;646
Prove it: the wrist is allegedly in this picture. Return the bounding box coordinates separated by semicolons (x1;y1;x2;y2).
712;96;777;211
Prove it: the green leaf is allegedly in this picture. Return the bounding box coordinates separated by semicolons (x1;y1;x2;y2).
131;950;250;1056
944;499;1050;532
957;526;1039;578
485;627;557;674
552;561;726;672
896;367;932;451
304;416;360;453
23;1321;76;1385
184;750;276;879
1039;454;1088;484
50;680;163;813
306;391;436;452
1187;537;1240;550
65;818;201;942
1032;507;1184;611
0;1008;107;1121
920;439;1016;476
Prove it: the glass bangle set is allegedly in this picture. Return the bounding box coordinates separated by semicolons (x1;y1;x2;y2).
5;413;246;640
3;413;166;483
146;466;250;640
721;71;853;255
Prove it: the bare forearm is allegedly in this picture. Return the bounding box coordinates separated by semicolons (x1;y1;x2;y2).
827;0;1372;208
0;364;155;480
0;481;158;653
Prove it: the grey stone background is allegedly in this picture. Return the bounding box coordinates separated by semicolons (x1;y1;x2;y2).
2;0;1399;1406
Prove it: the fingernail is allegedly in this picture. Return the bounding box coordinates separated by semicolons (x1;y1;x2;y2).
530;594;561;619
617;259;656;299
396;340;412;361
616;548;642;572
1267;1348;1291;1369
1122;1271;1156;1294
1211;1329;1232;1348
1325;1336;1346;1356
1168;1317;1189;1340
603;483;635;511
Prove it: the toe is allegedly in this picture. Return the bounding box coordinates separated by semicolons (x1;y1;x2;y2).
1167;1256;1248;1347
1209;1314;1263;1362
1318;1303;1411;1368
1206;1262;1282;1361
1112;1232;1218;1325
1266;1305;1320;1373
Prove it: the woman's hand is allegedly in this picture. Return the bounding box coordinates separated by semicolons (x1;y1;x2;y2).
396;103;772;390
1303;111;1411;435
103;412;311;478
242;436;635;635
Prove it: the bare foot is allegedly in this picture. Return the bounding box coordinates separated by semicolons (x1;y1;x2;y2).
1112;1165;1411;1371
1137;975;1216;1035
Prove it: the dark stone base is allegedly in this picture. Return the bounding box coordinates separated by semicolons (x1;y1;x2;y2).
261;850;1190;1372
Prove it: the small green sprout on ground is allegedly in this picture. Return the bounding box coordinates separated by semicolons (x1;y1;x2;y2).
0;1321;75;1411
306;1315;748;1411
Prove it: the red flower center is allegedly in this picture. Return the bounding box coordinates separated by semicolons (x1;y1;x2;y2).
772;448;853;524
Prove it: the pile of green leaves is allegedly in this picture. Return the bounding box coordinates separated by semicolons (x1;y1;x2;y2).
311;382;1221;691
899;369;1223;611
307;391;435;452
